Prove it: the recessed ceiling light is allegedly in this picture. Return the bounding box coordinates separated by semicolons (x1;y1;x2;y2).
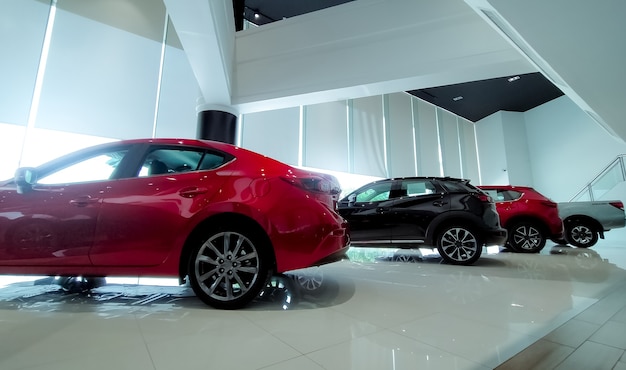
453;96;463;101
254;13;260;18
508;76;520;82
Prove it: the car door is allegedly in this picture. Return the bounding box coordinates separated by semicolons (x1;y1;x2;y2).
89;145;232;266
388;179;449;242
338;180;396;244
0;146;130;266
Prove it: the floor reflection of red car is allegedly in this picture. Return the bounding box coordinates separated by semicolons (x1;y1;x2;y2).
0;138;349;309
478;185;563;253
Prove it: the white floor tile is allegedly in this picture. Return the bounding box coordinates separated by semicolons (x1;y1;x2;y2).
554;341;623;370
306;329;490;370
0;242;625;370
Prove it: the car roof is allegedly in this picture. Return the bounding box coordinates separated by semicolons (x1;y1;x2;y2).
381;176;470;182
478;185;534;191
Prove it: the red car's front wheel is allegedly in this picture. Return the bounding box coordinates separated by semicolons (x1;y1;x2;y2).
508;221;546;253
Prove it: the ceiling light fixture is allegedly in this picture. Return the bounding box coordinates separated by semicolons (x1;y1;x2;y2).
508;76;520;82
254;13;260;18
453;96;463;101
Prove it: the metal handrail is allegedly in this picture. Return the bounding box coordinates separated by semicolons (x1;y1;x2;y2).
569;154;626;201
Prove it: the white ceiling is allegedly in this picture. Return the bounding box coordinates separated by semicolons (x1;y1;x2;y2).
55;0;626;142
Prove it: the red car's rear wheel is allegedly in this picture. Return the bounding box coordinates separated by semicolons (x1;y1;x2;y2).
188;226;271;309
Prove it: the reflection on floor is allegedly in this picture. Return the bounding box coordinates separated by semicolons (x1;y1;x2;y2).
1;242;626;370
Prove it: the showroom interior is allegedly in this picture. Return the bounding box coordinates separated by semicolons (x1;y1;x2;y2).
1;0;626;369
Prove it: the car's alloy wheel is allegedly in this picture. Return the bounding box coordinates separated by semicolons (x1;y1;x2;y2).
436;226;482;265
509;222;546;253
566;222;598;248
188;227;270;309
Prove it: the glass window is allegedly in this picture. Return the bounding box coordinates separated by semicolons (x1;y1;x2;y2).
440;180;478;193
139;148;228;177
355;181;392;202
482;189;501;201
402;179;436;197
502;190;522;201
38;150;128;184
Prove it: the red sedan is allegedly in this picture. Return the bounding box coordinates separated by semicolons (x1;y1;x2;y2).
0;138;349;309
478;185;563;253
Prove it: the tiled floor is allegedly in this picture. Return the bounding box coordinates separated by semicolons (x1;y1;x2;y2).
1;239;625;370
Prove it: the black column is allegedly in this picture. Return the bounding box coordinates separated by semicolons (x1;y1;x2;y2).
197;110;237;144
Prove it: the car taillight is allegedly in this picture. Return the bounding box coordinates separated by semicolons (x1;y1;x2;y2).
610;201;624;211
540;200;558;208
281;176;341;195
474;192;493;203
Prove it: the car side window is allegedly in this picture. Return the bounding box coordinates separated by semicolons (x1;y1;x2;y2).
401;179;436;197
483;189;501;201
37;150;128;185
138;148;227;177
354;182;392;202
503;190;522;201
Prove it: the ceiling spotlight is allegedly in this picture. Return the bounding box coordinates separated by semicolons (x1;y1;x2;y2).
254;13;260;18
452;96;463;101
507;76;520;82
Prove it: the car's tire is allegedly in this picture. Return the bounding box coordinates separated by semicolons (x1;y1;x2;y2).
565;221;598;248
187;225;272;309
436;225;482;265
508;221;546;253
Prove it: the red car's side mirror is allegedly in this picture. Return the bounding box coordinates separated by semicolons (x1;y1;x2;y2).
14;167;37;194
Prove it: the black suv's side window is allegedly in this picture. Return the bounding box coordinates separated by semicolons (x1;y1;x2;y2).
355;181;392;202
400;179;436;197
440;181;473;193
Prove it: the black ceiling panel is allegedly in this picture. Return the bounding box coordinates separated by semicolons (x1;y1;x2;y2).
243;0;355;25
409;73;563;122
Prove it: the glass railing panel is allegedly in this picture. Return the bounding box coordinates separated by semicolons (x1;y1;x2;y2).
571;187;591;202
590;160;625;200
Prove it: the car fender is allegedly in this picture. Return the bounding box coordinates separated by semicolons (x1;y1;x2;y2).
424;211;485;245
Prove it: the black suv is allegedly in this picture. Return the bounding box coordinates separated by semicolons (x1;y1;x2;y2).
338;177;507;265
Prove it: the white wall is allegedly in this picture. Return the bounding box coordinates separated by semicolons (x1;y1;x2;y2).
502;111;533;186
475;112;508;184
0;0;201;178
525;96;626;201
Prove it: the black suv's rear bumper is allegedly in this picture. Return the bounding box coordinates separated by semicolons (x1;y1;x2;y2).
483;227;508;246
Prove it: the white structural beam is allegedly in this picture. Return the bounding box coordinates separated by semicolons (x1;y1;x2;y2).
163;0;235;111
465;0;626;142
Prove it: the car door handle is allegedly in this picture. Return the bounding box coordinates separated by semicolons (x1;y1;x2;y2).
433;200;448;207
179;187;209;198
69;196;100;207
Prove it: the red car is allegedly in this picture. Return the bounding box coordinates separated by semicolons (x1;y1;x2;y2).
478;185;563;253
0;138;349;309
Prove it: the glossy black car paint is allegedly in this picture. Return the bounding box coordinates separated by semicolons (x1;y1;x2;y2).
338;177;507;263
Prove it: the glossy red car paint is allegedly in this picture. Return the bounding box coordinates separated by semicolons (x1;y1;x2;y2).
478;185;563;253
0;138;349;309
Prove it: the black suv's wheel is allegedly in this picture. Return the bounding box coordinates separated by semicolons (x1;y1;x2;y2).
188;226;271;309
508;221;546;253
565;221;598;248
436;225;482;265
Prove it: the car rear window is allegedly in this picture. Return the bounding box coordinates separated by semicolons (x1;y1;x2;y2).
500;190;522;201
439;180;475;193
